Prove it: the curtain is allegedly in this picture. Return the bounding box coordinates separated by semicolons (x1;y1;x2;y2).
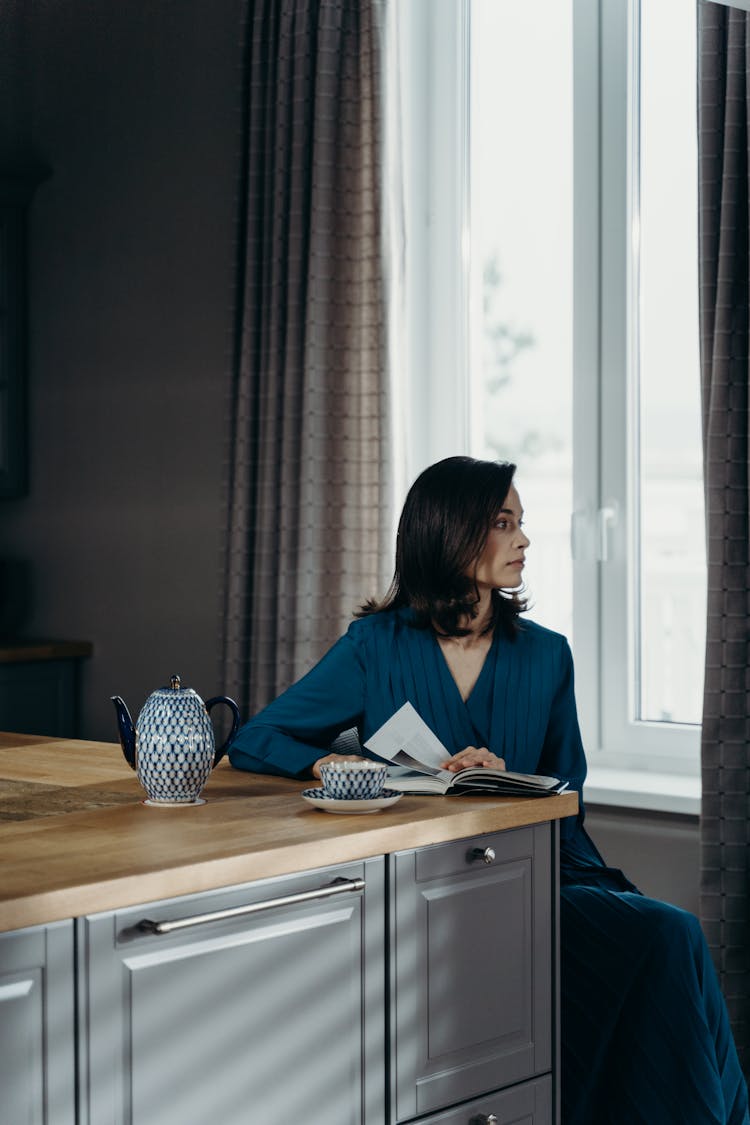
221;0;392;720
698;0;750;1076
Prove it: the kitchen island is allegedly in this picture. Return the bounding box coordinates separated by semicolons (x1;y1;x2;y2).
0;732;577;1125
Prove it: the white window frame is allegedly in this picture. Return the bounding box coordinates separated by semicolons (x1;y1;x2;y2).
394;0;701;798
395;0;471;483
593;0;700;776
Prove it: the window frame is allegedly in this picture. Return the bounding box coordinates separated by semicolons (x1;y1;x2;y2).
394;0;701;782
395;0;471;485
593;0;700;774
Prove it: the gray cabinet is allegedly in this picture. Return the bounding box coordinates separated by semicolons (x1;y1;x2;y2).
411;1074;551;1124
77;857;385;1125
0;920;76;1125
0;821;562;1125
390;825;556;1124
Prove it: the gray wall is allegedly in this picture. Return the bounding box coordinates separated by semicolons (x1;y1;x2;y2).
0;0;243;740
586;805;699;915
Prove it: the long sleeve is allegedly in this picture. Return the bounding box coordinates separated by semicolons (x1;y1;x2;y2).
536;638;638;889
536;639;587;808
228;626;368;778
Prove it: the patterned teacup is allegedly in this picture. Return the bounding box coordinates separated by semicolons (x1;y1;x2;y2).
319;760;388;800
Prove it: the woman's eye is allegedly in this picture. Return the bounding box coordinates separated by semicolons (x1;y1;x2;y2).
494;519;509;530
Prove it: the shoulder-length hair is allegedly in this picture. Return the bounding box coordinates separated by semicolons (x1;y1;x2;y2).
359;455;527;637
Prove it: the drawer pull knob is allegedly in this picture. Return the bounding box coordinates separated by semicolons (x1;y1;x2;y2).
472;1115;498;1124
470;846;496;865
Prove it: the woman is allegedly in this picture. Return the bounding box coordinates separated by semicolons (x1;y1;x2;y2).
229;455;749;1125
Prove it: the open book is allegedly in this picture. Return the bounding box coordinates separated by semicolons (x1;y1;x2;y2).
363;702;569;797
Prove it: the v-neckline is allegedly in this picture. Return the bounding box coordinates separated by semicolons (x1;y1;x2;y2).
433;628;498;706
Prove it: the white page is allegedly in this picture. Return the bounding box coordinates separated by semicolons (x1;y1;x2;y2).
364;702;452;774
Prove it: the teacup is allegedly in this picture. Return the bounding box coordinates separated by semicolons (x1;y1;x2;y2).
319;760;388;800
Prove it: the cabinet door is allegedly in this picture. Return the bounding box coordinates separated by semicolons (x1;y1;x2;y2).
390;825;552;1121
0;920;75;1125
79;857;385;1125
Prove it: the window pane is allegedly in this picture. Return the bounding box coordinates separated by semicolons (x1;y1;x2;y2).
637;0;705;724
468;0;574;641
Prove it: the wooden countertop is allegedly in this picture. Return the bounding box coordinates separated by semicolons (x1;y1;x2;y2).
0;732;578;933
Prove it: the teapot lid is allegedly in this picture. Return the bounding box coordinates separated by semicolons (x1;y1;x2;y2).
147;675;202;703
160;674;200;699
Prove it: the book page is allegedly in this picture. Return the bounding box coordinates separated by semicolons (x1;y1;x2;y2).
365;702;567;794
364;702;451;775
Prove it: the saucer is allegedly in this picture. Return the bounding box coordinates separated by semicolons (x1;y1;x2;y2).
142;797;206;807
301;787;402;814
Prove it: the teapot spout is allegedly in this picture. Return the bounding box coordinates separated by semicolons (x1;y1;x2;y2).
111;695;136;769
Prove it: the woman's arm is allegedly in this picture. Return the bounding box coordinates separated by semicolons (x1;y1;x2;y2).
534;638;589;843
228;628;368;779
537;637;638;888
536;639;587;795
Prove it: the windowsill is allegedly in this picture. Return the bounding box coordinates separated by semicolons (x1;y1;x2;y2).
584;767;700;816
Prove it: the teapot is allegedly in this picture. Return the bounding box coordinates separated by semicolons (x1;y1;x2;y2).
112;675;240;805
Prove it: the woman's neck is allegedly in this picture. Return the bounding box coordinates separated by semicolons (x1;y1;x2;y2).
444;590;494;647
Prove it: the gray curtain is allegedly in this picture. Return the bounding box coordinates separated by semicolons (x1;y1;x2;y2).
221;0;392;720
698;0;750;1077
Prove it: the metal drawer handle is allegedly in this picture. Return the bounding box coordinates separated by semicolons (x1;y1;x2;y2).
136;877;365;935
472;1115;498;1125
470;846;496;865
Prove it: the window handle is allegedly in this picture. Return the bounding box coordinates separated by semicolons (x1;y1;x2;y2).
597;503;618;562
570;506;595;561
570;509;583;560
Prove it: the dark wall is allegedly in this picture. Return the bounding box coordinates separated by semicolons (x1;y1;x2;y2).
0;0;243;739
586;806;699;915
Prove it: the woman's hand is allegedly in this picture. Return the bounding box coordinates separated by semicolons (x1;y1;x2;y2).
311;753;364;780
440;746;506;773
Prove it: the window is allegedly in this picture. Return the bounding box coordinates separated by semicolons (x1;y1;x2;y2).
395;0;703;786
468;0;574;648
634;0;704;728
596;0;703;774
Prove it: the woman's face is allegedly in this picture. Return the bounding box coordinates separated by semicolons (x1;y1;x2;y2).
472;484;530;591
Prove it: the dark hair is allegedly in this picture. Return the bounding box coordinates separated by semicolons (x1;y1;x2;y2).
359;455;527;637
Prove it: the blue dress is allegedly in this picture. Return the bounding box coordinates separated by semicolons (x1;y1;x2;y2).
229;607;749;1124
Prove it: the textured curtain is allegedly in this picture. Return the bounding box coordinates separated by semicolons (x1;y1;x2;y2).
698;1;750;1076
221;0;392;719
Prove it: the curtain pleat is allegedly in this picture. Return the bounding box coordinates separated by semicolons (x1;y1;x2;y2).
698;1;750;1077
222;0;391;719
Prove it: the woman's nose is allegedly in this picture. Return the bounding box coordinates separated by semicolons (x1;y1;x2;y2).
517;527;530;548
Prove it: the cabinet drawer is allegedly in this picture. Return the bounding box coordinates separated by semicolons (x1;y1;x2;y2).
414;1074;552;1124
391;825;552;1121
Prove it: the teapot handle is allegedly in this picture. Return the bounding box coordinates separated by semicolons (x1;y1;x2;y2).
205;695;241;766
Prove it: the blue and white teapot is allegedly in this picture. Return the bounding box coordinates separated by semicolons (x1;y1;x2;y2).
112;676;240;805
